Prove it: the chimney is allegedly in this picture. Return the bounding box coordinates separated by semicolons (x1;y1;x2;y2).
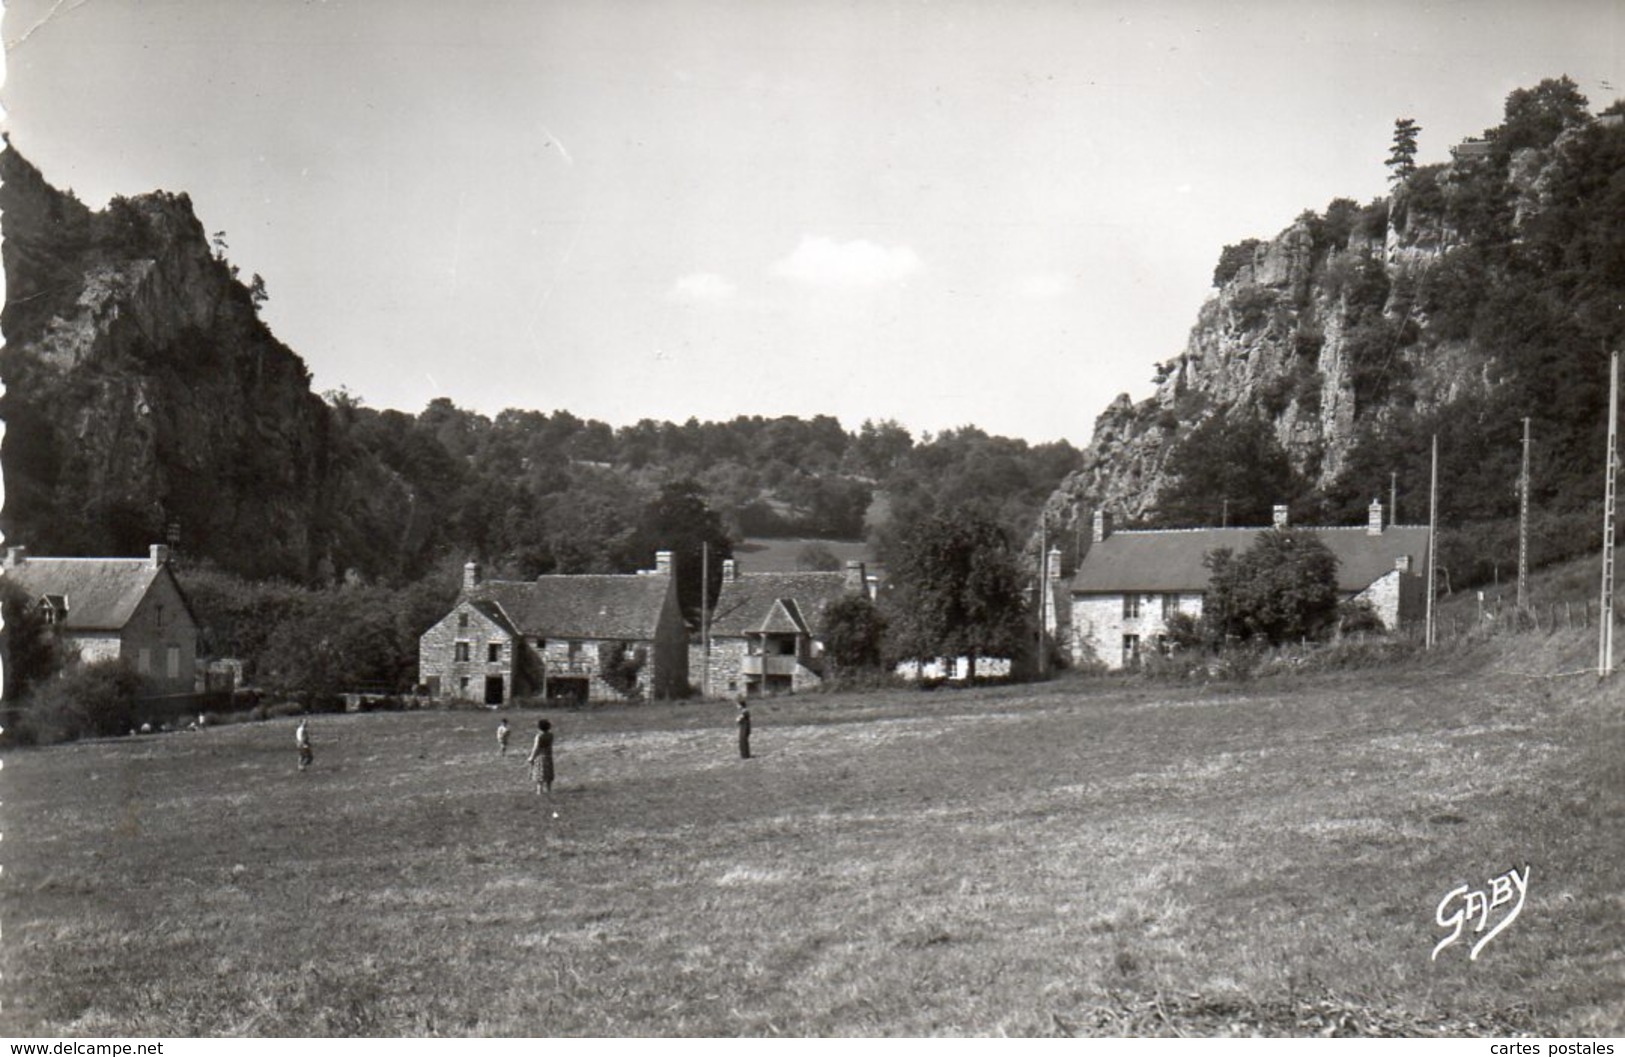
1091;509;1113;543
4;546;26;568
463;561;480;590
1395;555;1412;573
149;544;170;568
722;558;737;582
655;550;673;577
1272;505;1289;529
844;559;867;593
1368;499;1384;535
1047;546;1063;580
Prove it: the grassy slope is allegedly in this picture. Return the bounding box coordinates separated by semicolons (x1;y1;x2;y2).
2;648;1621;1037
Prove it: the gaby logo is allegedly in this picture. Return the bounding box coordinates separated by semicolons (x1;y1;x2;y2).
1433;865;1529;961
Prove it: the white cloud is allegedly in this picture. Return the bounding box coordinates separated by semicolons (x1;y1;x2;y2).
771;236;921;288
1013;273;1073;300
668;272;737;303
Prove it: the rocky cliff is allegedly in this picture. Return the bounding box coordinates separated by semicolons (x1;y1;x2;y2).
1041;104;1625;564
0;141;412;581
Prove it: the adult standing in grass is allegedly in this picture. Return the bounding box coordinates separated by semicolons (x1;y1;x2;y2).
527;719;554;794
737;696;751;760
296;717;313;773
497;716;510;756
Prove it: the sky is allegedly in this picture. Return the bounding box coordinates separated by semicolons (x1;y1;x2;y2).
2;0;1623;447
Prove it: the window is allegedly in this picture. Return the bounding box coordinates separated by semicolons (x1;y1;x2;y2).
1162;594;1180;620
454;642;471;662
459;676;470;694
1122;634;1141;666
567;640;581;659
137;647;152;674
458;612;470;629
487;642;502;662
156;604;166;629
167;645;181;679
1123;594;1141;619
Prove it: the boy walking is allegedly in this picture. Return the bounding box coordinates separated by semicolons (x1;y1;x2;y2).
497;717;510;756
296;718;313;772
736;697;751;760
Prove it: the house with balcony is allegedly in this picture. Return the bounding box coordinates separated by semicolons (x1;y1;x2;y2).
0;544;199;695
695;559;872;697
417;552;687;705
1068;501;1429;669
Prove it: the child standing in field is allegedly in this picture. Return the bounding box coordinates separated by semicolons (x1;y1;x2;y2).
527;719;554;794
497;717;510;756
296;717;313;772
736;696;751;760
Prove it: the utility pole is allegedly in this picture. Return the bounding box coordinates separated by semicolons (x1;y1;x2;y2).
1037;521;1048;678
1518;417;1531;613
701;540;711;698
1600;352;1619;676
1390;472;1398;526
1426;434;1439;649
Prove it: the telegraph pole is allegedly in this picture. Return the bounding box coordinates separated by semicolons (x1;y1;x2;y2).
701;540;711;698
1518;417;1531;613
1390;472;1398;526
1426;434;1439;649
1037;521;1048;678
1600;352;1619;676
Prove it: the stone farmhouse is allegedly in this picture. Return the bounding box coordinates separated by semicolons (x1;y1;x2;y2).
696;559;872;697
417;552;688;705
1069;501;1428;670
1;544;199;694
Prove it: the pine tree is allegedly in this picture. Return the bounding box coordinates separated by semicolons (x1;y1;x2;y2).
1387;118;1421;182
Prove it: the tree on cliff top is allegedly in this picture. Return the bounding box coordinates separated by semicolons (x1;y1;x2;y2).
1387;118;1421;182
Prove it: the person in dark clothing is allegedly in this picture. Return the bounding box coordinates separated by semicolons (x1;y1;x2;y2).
736;697;751;759
527;719;554;794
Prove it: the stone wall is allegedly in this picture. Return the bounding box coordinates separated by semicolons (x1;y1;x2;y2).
1070;591;1205;670
418;601;517;702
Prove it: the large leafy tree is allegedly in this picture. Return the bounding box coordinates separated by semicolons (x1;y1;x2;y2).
627;478;732;624
881;510;1029;677
1203;529;1340;645
821;593;888;674
0;577;60;700
1153;414;1303;528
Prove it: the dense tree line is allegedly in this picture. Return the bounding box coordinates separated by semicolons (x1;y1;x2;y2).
324;398;1080;587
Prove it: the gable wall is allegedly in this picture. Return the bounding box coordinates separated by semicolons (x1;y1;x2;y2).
120;571;199;693
418;601;521;702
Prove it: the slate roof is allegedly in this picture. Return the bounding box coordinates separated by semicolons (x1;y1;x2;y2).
469;575;673;641
1069;525;1431;594
2;558;175;631
708;571;854;638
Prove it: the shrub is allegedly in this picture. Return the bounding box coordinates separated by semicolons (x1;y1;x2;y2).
19;660;143;744
1338;598;1387;635
1212;239;1263;286
597;641;647;700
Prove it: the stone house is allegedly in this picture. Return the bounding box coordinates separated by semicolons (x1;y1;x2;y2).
417;552;688;705
1;544;199;694
1069;501;1428;669
695;559;871;697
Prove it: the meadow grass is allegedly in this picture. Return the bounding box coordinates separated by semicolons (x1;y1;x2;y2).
1;654;1620;1037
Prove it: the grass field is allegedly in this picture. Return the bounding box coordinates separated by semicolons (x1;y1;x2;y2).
3;635;1622;1037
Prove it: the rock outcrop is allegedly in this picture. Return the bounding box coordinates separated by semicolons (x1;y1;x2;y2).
1040;116;1619;549
0;141;411;581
